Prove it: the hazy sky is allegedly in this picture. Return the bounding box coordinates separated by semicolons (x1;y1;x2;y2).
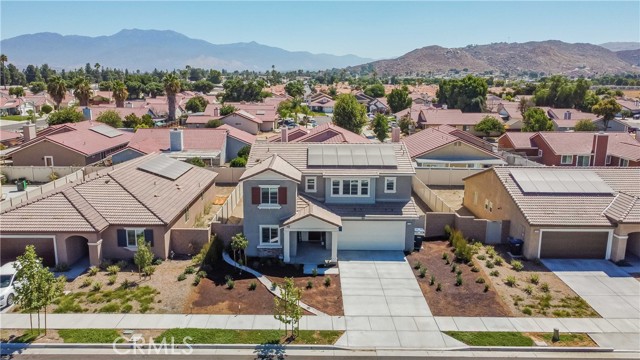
1;1;639;59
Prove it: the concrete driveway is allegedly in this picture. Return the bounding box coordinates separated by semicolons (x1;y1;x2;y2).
543;259;640;319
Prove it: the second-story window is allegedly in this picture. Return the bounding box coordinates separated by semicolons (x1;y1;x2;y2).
261;186;278;205
560;155;573;165
306;177;317;192
385;177;396;193
331;179;369;196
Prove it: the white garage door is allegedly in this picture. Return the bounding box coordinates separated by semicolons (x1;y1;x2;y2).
338;221;406;251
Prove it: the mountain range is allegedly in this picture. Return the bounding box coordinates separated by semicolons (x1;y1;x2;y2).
0;29;372;71
350;41;639;76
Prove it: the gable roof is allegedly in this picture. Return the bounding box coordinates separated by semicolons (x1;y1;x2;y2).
268;126;310;142
498;132;538;149
292;123;369;144
222;110;263;124
125;128;227;155
283;195;342;227
0;130;22;142
402;126;499;159
603;192;640;224
217;124;256;145
240;153;302;182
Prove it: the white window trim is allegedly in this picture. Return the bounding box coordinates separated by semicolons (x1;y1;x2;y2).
537;149;543;157
258;185;281;209
620;158;629;167
305;176;317;193
124;228;146;250
576;155;590;167
384;177;397;193
606;155;612;165
330;178;371;197
560;155;573;165
258;225;281;248
44;156;54;166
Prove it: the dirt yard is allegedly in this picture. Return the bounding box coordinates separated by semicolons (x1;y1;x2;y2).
406;241;511;317
429;186;465;211
475;245;599;318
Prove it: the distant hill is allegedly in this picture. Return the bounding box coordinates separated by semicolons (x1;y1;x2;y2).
617;49;640;66
0;29;372;71
349;41;638;76
599;42;640;51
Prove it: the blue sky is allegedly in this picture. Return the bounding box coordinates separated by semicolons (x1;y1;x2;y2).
1;1;639;59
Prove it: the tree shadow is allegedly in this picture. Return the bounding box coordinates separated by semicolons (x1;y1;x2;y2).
253;343;287;359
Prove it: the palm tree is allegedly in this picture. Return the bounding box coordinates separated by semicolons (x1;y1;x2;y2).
0;54;7;89
47;76;67;110
112;80;128;108
163;73;181;122
73;77;92;107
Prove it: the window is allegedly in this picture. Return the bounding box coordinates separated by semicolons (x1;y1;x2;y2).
606;155;612;165
560;155;573;165
305;177;317;192
261;186;278;205
385;177;396;193
260;225;280;246
331;179;370;197
44;156;54;167
538;149;543;157
620;158;629;167
126;229;146;248
454;141;462;147
576;155;590;167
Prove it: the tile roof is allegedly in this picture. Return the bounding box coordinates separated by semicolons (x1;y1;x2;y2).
240;153;302;182
222;110;262;124
0;130;22;141
324;199;419;219
419;109;487;126
217;124;256;145
473;167;640;226
225;102;278;123
0;154;217;232
603;192;640;224
185;114;220;125
283;195;342;227
402;126;499;159
498;132;537;149
436;125;495;152
511;132;640;160
280;123;369;144
126;128;227;154
246;143;415;176
81;106;155;119
543;107;601;122
268;127;309;142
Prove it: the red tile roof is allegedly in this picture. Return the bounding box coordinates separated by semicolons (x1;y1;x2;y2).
268;123;369;144
0;130;22;141
127;128;227;154
217;124;256;145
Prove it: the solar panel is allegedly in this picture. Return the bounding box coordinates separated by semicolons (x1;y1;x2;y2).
323;146;338;166
90;125;122;138
307;146;323;166
365;147;383;166
380;146;398;166
337;147;353;166
138;155;192;180
352;147;368;166
510;168;613;194
307;144;398;167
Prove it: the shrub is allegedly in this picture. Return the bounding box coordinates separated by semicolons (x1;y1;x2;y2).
442;252;449;261
471;266;479;272
121;304;133;313
522;307;533;316
489;270;500;277
419;267;427;278
53;263;70;272
120;279;133;289
430;275;435;286
88;266;99;276
445;258;450;265
249;281;257;291
230;157;247;167
528;274;540;284
511;260;524;271
177;273;186;281
106;265;120;275
91;282;103;292
505;276;517;287
324;277;331;287
192;276;201;286
184;266;195;274
306;281;313;289
81;278;92;288
540;282;550;293
493;256;504;266
197;271;207;278
311;268;318;277
455;274;463;286
456;269;462;276
485;260;495;269
524;285;534;295
484;284;490;292
476;277;485;284
226;278;235;290
107;275;117;285
451;264;457;273
99;259;112;270
153;258;163;266
477;254;486;261
116;260;129;269
413;261;422;270
436;283;442;291
142;266;156;277
444;224;452;237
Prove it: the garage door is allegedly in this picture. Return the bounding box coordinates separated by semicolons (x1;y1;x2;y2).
0;237;56;267
338;221;406;251
540;231;609;259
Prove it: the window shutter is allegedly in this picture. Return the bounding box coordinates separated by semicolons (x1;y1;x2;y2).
251;187;260;204
117;229;127;247
144;229;154;247
278;187;287;205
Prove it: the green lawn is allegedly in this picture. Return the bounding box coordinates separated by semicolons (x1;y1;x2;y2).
0;115;31;121
58;329;123;343
156;329;343;345
52;285;158;313
445;331;534;346
539;332;593;346
11;330;43;343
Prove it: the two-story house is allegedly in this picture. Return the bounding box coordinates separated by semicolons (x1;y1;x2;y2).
240;143;419;264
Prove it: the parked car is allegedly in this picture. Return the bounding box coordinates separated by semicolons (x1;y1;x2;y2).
0;262;18;308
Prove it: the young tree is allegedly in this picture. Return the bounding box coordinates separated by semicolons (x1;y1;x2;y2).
111;80;128;108
46;76;67;110
163;73;182;122
47;107;84;125
13;245;42;333
372;113;389;142
96;110;123;128
522;107;554;132
398;114;413;135
185;95;209;113
230;233;248;266
133;240;154;278
474;115;505;137
591;98;622;131
332;94;367;134
364;83;385;98
574;119;597;132
518;97;534;117
40;270;64;335
273;278;303;339
284;80;305;98
386;87;412;113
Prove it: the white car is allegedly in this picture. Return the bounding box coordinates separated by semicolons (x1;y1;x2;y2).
0;262;18;308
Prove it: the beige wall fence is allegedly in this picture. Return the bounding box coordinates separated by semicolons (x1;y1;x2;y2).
211;184;243;223
1;166;85;183
425;212;508;244
170;228;211;256
498;151;544;167
1;169;84;210
211;223;243;246
414;167;484;186
412;176;455;213
207;166;245;184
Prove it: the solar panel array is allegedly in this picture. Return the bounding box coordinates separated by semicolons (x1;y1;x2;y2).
510;168;614;194
89;125;123;138
307;145;397;167
137;155;192;180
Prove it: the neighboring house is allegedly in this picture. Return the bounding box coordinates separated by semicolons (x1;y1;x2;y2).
498;132;640;167
494;102;524;131
354;92;389;114
0;154;217;266
268;123;369;144
23;93;55;113
240;143;419;264
217;124;256;162
7;121;132;166
185;105;221;128
0;96;35;116
80;106;157;121
463;167;640;262
417;109;489;135
307;94;335;113
111;128;227;166
393;104;435;123
402;125;504;169
542;107;627;132
0;130;23;149
617;99;640;117
219;110;263;135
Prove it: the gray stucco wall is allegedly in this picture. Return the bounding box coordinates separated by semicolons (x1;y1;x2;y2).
226;137;248;163
112;149;144;164
301;175;412;204
418;142;496;161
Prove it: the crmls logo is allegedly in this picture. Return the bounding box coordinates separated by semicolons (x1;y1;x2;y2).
112;337;193;355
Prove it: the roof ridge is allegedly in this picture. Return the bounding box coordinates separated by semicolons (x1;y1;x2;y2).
61;186;108;231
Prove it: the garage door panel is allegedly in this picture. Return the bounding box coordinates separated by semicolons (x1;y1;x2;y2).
1;237;56;266
338;221;405;251
540;231;608;259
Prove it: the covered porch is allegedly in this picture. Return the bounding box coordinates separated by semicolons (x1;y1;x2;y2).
286;230;336;265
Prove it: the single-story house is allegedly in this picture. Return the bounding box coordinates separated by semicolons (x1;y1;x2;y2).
0;154;217;266
217;124;256;162
354;92;389;114
542;107;627;132
0;130;23;149
268;123;370;144
307;94;335;113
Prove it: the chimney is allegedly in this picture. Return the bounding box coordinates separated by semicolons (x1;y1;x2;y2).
170;128;184;152
23;124;36;142
391;127;401;142
213;107;219;117
82;107;93;121
125;102;133;108
281;126;289;143
564;111;571;120
591;133;609;166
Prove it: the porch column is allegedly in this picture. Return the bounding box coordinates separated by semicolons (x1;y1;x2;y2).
331;231;338;263
610;233;628;262
283;229;291;263
87;239;103;267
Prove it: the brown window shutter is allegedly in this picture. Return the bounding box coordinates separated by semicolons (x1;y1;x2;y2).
251;187;260;204
278;187;287;205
